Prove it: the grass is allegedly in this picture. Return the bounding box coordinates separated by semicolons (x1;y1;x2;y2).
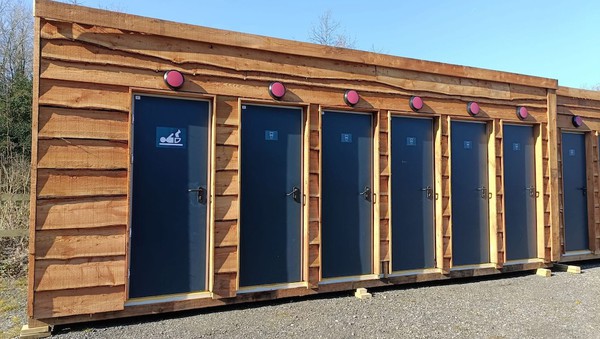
0;152;29;279
0;276;27;339
0;153;30;337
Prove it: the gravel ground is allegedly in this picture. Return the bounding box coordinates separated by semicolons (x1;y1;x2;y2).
3;261;599;338
0;276;27;339
46;261;600;339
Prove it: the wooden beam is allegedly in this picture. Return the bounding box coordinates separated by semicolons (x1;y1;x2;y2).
34;285;125;319
557;86;600;101
37;169;127;198
547;89;561;261
536;268;552;277
36;197;127;230
28;16;42;319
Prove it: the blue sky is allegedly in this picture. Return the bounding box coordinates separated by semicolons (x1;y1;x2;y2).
56;0;600;88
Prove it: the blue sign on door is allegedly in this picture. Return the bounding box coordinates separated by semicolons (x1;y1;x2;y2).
341;133;352;143
265;130;279;141
406;137;417;146
156;127;186;148
464;140;472;149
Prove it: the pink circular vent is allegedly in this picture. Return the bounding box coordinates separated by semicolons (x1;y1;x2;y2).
164;70;185;90
516;106;528;120
572;115;583;127
409;96;424;111
467;102;480;116
344;90;360;106
269;81;286;99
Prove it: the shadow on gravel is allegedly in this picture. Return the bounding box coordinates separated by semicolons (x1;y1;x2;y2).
53;259;600;336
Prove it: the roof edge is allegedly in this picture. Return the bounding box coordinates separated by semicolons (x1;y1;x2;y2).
35;0;558;90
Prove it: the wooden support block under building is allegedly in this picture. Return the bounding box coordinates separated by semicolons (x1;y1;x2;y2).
536;268;552;277
553;263;582;274
20;325;51;338
354;288;372;299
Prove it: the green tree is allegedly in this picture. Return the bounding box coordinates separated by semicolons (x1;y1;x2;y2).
0;0;33;157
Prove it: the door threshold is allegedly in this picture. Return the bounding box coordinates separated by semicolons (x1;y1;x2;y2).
125;291;212;307
388;268;441;277
503;258;544;265
319;274;380;285
563;250;592;257
237;281;308;294
450;263;496;271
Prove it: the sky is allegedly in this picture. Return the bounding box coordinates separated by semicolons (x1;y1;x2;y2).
51;0;600;89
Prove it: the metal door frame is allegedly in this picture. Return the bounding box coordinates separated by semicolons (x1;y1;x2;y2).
237;100;309;292
126;90;215;304
501;122;545;264
319;108;378;283
560;130;593;257
387;112;440;274
448;118;496;269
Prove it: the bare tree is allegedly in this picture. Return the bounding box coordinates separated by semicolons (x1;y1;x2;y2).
309;10;356;49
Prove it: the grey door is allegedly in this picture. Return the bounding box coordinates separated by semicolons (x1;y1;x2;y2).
562;132;589;252
503;125;537;260
322;111;373;278
130;94;209;298
239;104;302;287
390;117;435;271
451;121;489;266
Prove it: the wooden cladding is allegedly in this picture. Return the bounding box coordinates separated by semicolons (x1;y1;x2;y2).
29;0;587;325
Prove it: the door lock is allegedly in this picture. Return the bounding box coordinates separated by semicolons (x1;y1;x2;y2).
421;186;434;200
526;185;540;198
286;186;301;203
360;186;372;202
188;186;207;204
476;186;490;199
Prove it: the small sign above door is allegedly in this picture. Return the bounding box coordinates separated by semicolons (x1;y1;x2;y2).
156;127;186;148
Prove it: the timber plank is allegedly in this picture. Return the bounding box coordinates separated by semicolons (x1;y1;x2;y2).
214;220;237;247
214;195;238;221
36;196;127;230
34;285;125;318
215;170;238;196
39;79;129;112
34;256;125;291
216;125;238;146
40;56;552;107
557;86;600;101
38;139;128;170
35;226;126;260
215;145;238;171
214;246;237;274
38;106;128;140
37;169;127;198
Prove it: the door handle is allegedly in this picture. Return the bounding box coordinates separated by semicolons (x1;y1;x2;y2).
526;185;540;198
421;186;433;200
188;187;206;204
577;187;587;196
286;186;301;203
476;186;490;199
359;186;372;202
